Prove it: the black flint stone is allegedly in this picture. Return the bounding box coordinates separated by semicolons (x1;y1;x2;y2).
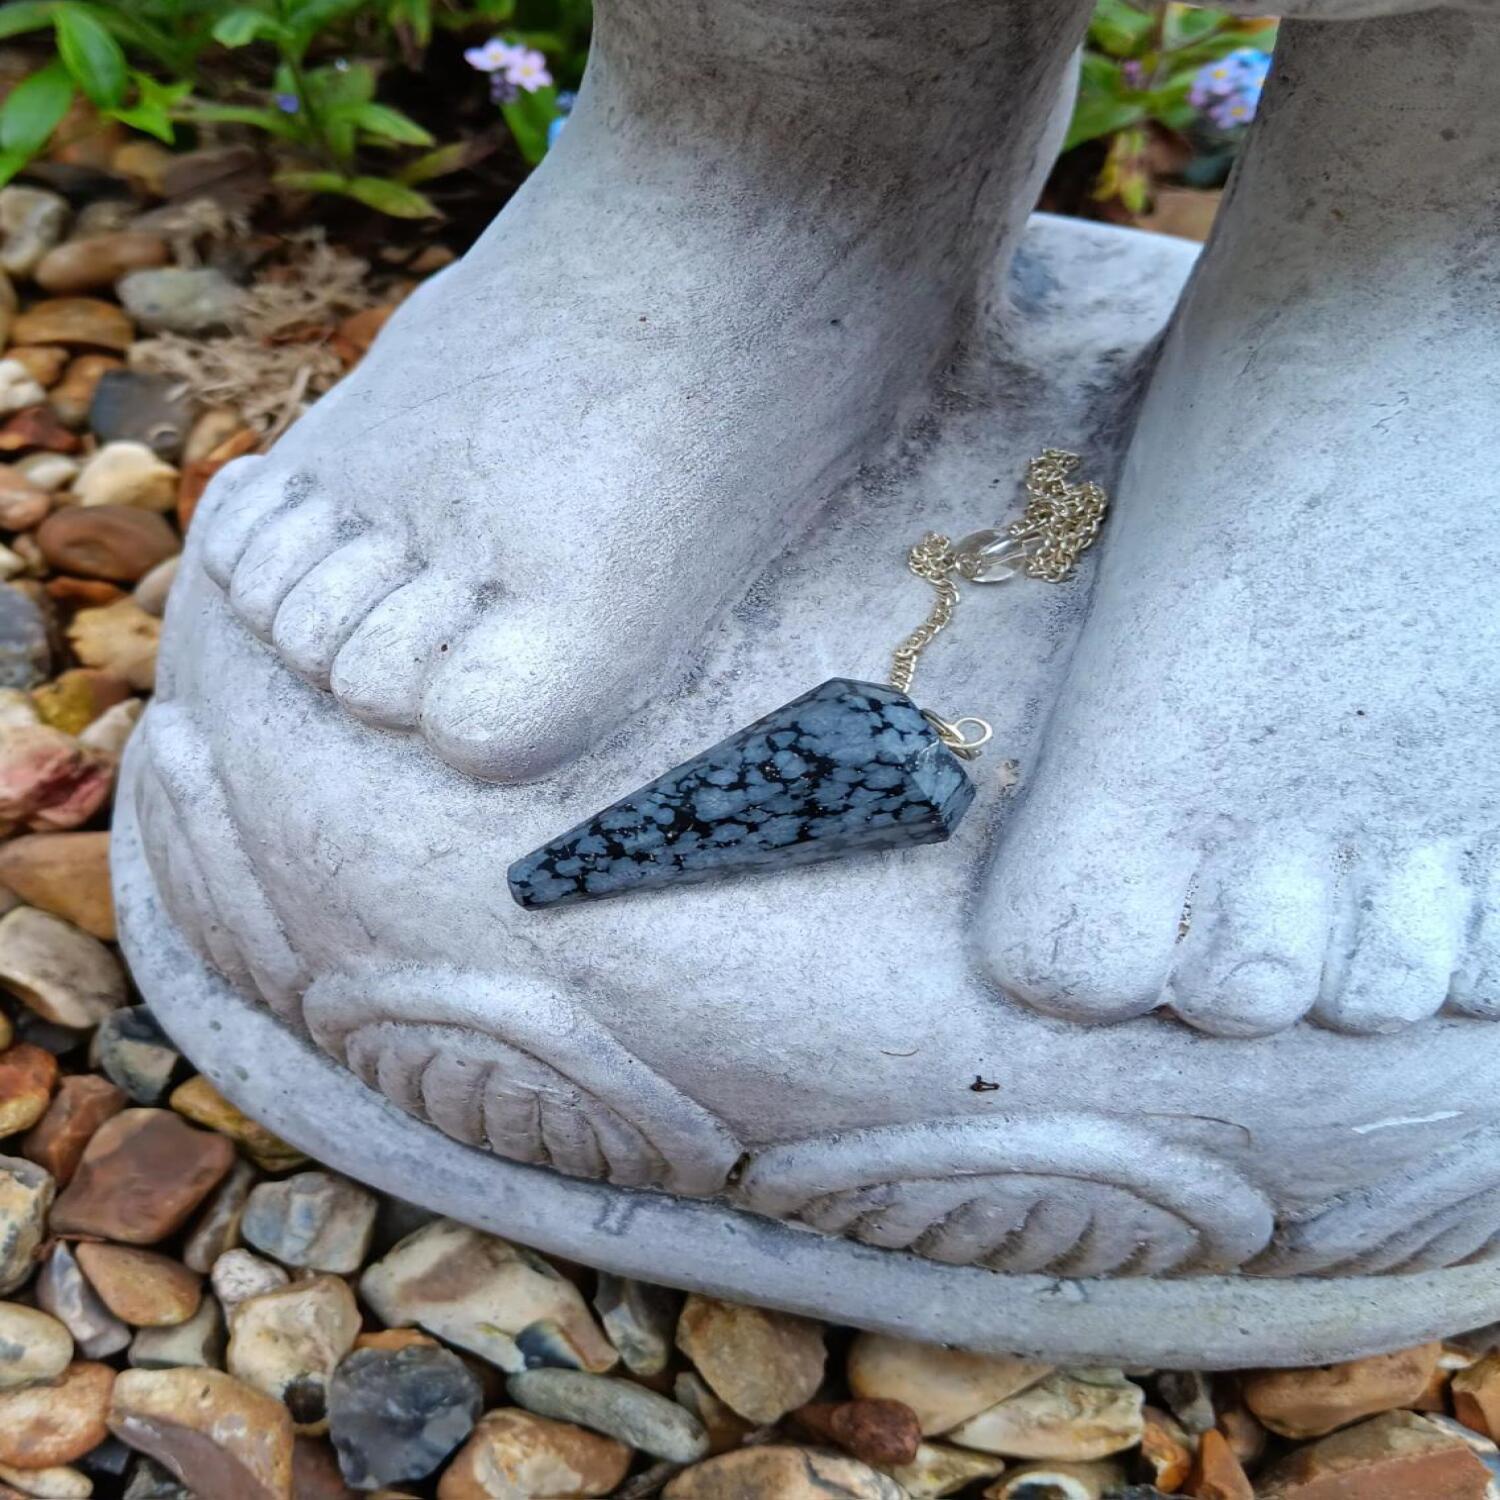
509;677;976;910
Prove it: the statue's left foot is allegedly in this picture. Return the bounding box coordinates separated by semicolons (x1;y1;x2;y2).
976;10;1500;1040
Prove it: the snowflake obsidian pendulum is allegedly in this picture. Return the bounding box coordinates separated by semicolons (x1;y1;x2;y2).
508;452;1107;910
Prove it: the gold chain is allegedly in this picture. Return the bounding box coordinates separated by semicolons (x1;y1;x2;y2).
888;450;1107;756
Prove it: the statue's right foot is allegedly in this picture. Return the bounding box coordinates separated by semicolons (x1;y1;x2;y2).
197;0;1091;784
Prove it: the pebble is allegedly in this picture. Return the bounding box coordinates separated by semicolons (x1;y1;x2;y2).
73;1242;202;1327
509;1369;710;1464
0;360;47;418
0;587;51;690
0;1301;72;1389
0;1361;114;1467
241;1168;375;1274
437;1409;632;1500
0;189;70;278
795;1397;922;1467
77;697;140;757
885;1441;1007;1497
65;600;160;690
6;347;68;389
673;1371;754;1456
183;1157;257;1273
675;1294;826;1425
35;1242;130;1360
0;907;124;1027
50;1107;234;1243
131;557;178;619
210;1247;289;1313
129;1292;224;1371
947;1371;1146;1461
170;1076;307;1174
292;1435;360;1500
1453;1351;1500;1440
50;358;121;430
120;1457;189;1499
0;1153;53;1293
1242;1343;1441;1439
87;371;192;461
986;1460;1124;1499
16;457;77;498
327;1344;483;1490
34;232;170;296
108;1367;294;1500
182;407;244;465
93;1007;182;1104
73;443;178;513
37;506;180;584
1188;1427;1253;1500
117;268;244;335
31;672;131;738
0;468;50;530
227;1274;361;1432
1156;1370;1217;1435
9;301;132;355
359;1219;616;1373
0;724;114;833
1256;1409;1490;1499
0;405;79;455
0;1042;57;1135
0;834;113;942
0;1459;92;1497
595;1273;679;1377
663;1445;905;1500
1140;1405;1193;1490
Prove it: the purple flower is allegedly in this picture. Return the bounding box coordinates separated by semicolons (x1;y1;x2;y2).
1191;47;1272;131
273;92;299;114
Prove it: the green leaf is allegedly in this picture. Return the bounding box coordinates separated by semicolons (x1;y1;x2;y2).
180;100;299;138
0;2;56;42
0;60;75;157
341;175;437;217
0;147;31;188
346;101;433;146
211;7;291;46
107;76;188;143
273;168;351;193
1087;0;1156;58
395;137;489;184
302;60;375;109
500;84;557;166
1064;93;1145;153
54;4;127;108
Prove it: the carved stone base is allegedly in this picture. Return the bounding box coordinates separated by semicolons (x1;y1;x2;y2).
114;792;1500;1369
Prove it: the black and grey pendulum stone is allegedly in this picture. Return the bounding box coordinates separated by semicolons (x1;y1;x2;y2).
508;678;976;910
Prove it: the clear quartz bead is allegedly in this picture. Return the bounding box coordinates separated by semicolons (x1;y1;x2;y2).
953;528;1029;582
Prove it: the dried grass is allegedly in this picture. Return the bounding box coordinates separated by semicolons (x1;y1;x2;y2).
129;232;383;436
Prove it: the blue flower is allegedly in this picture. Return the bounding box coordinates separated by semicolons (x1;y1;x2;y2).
273;92;299;114
1190;47;1272;131
547;115;567;149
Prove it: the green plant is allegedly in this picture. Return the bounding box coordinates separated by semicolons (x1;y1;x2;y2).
0;0;592;212
1067;0;1276;213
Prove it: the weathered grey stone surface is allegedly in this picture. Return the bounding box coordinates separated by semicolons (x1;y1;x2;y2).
113;0;1500;1369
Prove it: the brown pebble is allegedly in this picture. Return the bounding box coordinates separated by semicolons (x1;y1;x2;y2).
50;1107;235;1244
37;505;180;584
1189;1427;1252;1500
0;407;79;455
293;1436;360;1499
51;356;122;429
21;1072;126;1184
1453;1351;1500;1440
795;1399;922;1467
353;1328;440;1354
5;347;69;388
45;578;126;609
0;1361;114;1467
1243;1343;1441;1439
1142;1404;1195;1491
10;299;133;353
169;1075;307;1173
177;426;257;532
663;1445;902;1500
439;1408;632;1500
109;1367;294;1500
0;832;113;939
1256;1409;1490;1499
0;1043;57;1136
74;1241;203;1327
34;232;170;296
0;467;50;530
332;305;395;365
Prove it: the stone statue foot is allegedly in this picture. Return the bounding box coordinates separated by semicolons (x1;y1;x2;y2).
979;11;1500;1039
192;0;1088;782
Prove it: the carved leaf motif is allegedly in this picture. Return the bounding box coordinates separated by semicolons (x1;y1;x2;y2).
737;1114;1275;1277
